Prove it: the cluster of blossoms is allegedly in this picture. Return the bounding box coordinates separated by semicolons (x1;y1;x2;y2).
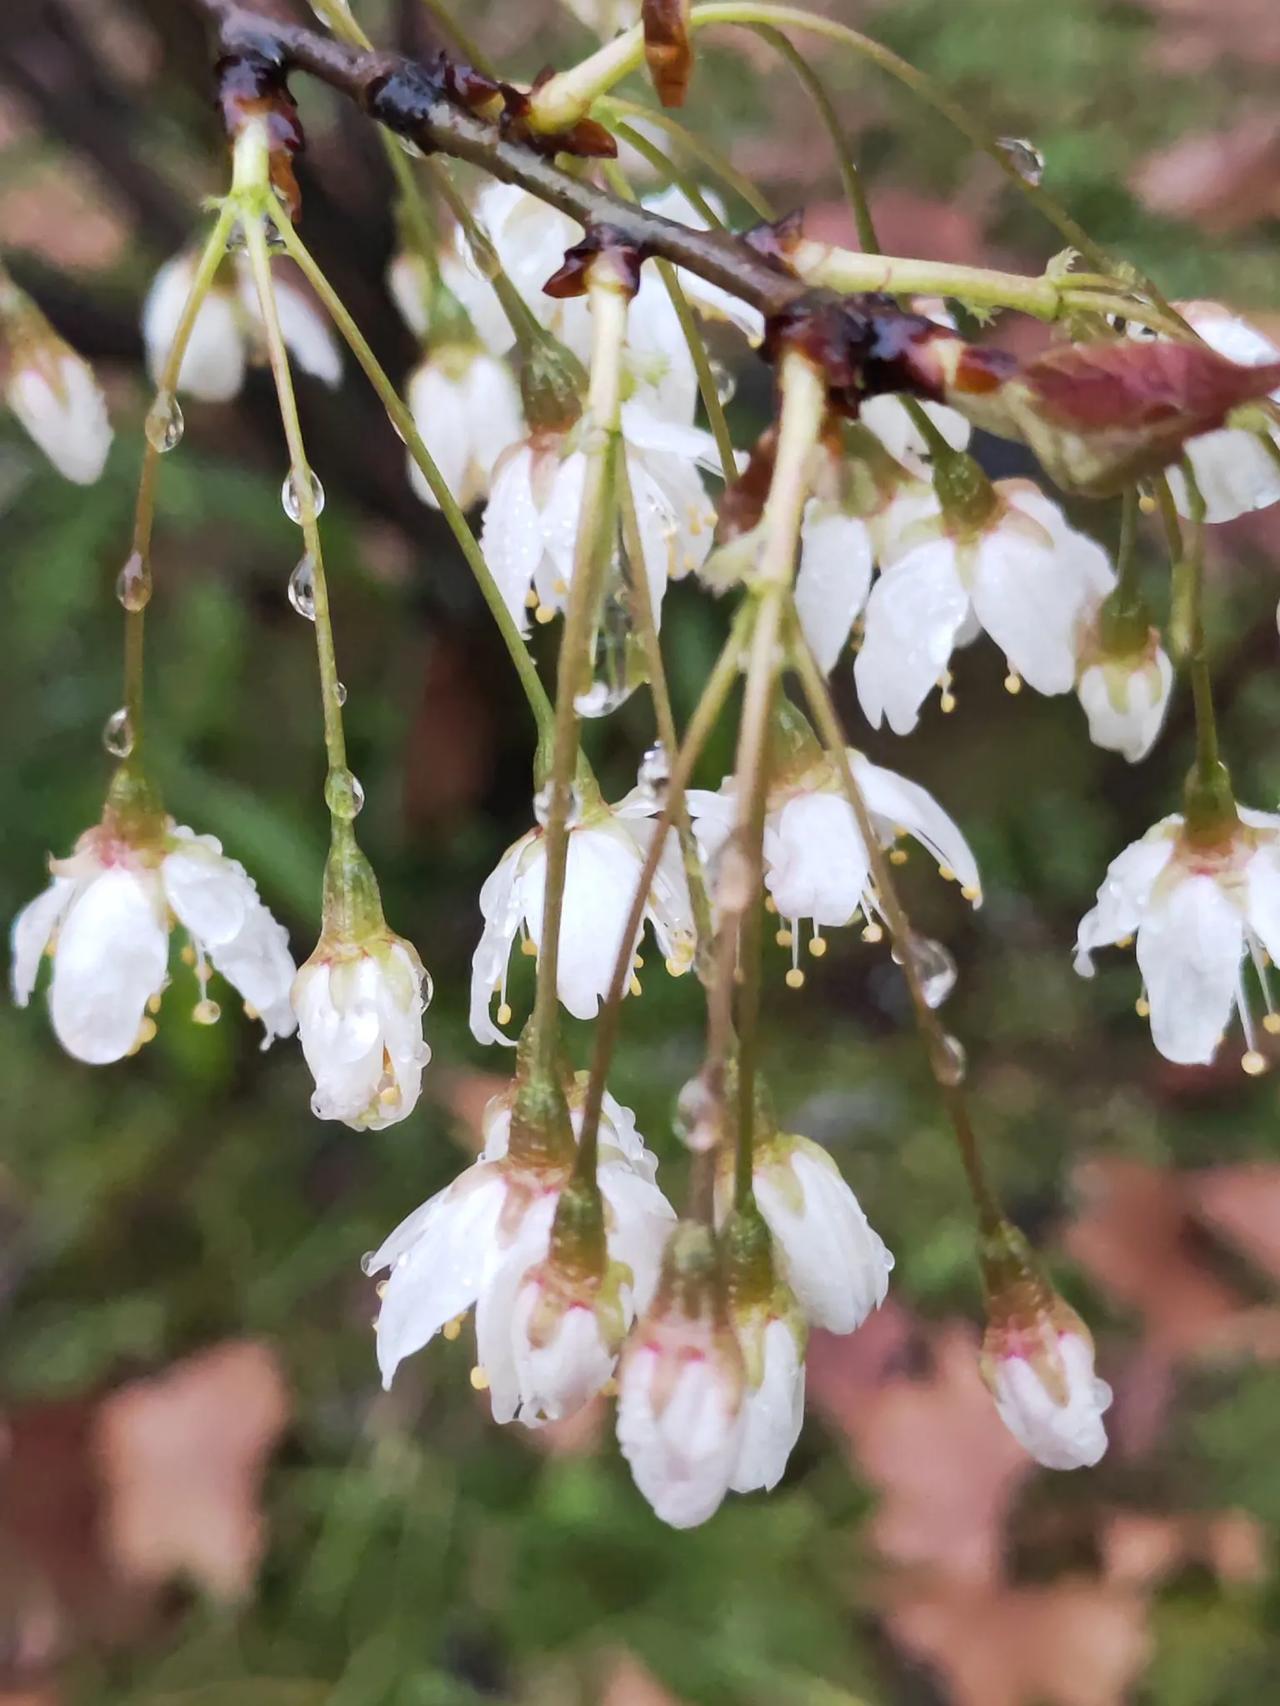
11;1;1280;1532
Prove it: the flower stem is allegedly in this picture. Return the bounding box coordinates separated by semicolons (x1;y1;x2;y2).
595;97;776;220
125;200;238;757
265;209;556;764
528;273;629;1089
726;351;827;1206
243;213;348;779
788;615;1001;1230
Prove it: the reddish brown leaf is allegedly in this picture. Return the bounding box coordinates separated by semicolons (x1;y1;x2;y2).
643;0;694;107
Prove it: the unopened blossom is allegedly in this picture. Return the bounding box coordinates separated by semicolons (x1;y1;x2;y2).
859;300;972;478
1074;804;1280;1067
2;298;112;484
369;1086;673;1426
1075;619;1173;763
470;788;695;1045
142;250;341;402
481;410;717;635
721;1214;808;1494
405;346;523;510
1142;303;1280;523
983;1307;1111;1471
12;807;295;1064
616;1223;746;1528
688;741;981;962
716;1134;893;1334
855;477;1114;734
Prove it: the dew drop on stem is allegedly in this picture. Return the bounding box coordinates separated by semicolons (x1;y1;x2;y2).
995;136;1045;186
282;469;326;524
324;766;365;820
893;933;958;1009
116;551;152;613
288;555;317;620
145;392;184;454
102;707;134;759
934;1033;968;1086
636;740;670;807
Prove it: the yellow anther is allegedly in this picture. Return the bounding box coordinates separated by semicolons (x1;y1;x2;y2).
602;1377;619;1398
784;967;805;990
534;603;556;625
137;1016;158;1046
940;692;957;714
520;936;538;957
1116;935;1134;949
938;865;956;883
443;1314;465;1341
633;953;644;970
496;1001;513;1026
375;1280;388;1299
629;974;643;997
1264;1014;1280;1036
1004;671;1023;695
525;588;540;608
1242;1050;1268;1077
180;943;197;967
764;895;777;914
1138;493;1157;515
808;935;828;958
147;993;162;1015
961;885;981;904
664;956;685;977
552;578;568;596
1135;996;1151;1017
775;928;794;948
469;1365;490;1391
192;998;220;1026
889;848;909;866
379;1084;401;1108
243;1001;260;1021
862;923;884;944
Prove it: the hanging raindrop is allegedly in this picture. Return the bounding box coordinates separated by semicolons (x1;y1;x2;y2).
893;933;958;1009
574;563;650;718
282;469;326;524
708;357;737;406
934;1033;968;1086
335;681;347;707
288;554;317;620
995;137;1045;186
673;1073;718;1151
636;740;670;807
324;766;365;820
116;551;152;613
102;707;134;759
144;392;184;454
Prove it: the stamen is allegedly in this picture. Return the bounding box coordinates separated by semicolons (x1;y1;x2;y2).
784;967;805;989
375;1280;388;1299
1116;935;1134;949
775;926;794;948
808;932;827;958
496;1001;513;1026
443;1314;465;1341
469;1366;490;1390
889;846;909;866
180;943;197;967
525;588;540;609
534;604;556;625
961;885;981;904
862;921;884;944
1135;994;1151;1017
147;993;162;1015
938;865;957;883
1242;1050;1268;1076
629;974;643;996
192;998;221;1025
1004;670;1023;695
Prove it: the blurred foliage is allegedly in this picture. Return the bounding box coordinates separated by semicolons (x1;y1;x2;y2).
1;0;1279;1701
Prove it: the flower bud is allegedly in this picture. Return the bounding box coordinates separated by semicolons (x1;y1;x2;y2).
2;284;111;484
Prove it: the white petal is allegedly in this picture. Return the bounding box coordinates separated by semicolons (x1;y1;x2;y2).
1073;825;1179;974
855;540;969;734
1077;647;1174;764
1136;874;1243;1065
764;792;870;928
477;1195;557;1424
8;351;112;484
730;1319;805;1493
862;394;970;470
520;826;645;1021
513;1290;615;1428
469;838;527;1046
1245;842;1280;967
49;868;168;1063
992;1331;1111;1471
11;876;77;1006
616;1335;743;1529
969;506;1095;696
794;505;874;675
851;754;982;897
598;1161;677;1312
142;256;245;402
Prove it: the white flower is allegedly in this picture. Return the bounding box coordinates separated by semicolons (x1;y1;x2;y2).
983;1318;1111;1471
142;251;341;402
1076;630;1174;763
293;933;430;1130
386;251;433;340
1146;303;1280;523
729;1307;806;1494
480;413;716;635
6;341;112;485
688;749;980;954
470;789;695;1045
406;348;523;510
1074;806;1280;1067
12;815;295;1064
638;187;765;346
862;394;971;476
616;1225;746;1529
368;1089;674;1426
855;479;1114;734
719;1135;893;1334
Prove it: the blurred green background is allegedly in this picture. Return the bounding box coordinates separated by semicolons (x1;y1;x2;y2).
2;1;1279;1701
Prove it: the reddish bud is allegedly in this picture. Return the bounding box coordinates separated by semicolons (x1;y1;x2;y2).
742;210;806;274
215;48;305;221
643;0;694;108
542;225;649;300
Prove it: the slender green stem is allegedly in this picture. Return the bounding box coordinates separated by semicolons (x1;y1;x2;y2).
595;96;776;220
788;618;1000;1229
126;201;238;752
427;162;557;357
244;216;348;776
266;208;556;760
529;276;629;1092
576;605;753;1171
750;25;878;255
610;124;725;229
727;352;827;1207
1115;486;1139;603
1178;467;1220;785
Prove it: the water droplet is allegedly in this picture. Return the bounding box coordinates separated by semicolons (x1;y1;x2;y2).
102;707;134;759
264;220;287;253
533;781;582;829
573;581;649;719
420;965;434;1009
335;681;347;706
324;766;365;820
673;1073;718;1151
116;551;151;612
282;468;325;524
996;137;1045;186
144;392;184;453
360;1249;379;1277
225;221;248;254
288;554;317;620
635;740;670;807
934;1033;968;1086
708;357;736;406
893;933;958;1009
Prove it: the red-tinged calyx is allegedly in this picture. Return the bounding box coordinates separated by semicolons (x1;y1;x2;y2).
320;820;388;946
653;1220;723;1322
102;763;165;848
978;1220;1079;1406
543;225;649;301
508;1026;578;1170
1181;760;1240;847
931;447;1000;538
215;42;304;220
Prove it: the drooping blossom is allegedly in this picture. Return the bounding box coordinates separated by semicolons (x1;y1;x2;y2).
1075;618;1174;763
1074;805;1280;1068
470;788;695;1045
2;290;112;484
982;1306;1111;1471
12;808;295;1064
405;346;524;510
